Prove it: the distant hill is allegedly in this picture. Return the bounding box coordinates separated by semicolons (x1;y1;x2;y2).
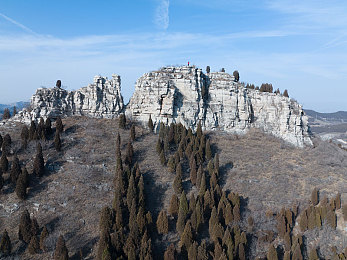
0;101;30;118
305;109;347;123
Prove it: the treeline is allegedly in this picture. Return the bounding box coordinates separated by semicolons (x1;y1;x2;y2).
245;83;289;97
96;121;153;259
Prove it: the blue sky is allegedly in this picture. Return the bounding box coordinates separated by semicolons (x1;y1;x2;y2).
0;0;347;112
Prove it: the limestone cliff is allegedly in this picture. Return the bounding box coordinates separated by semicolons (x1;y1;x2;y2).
126;66;312;147
14;74;124;123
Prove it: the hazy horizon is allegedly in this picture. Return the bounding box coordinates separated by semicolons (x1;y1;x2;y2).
1;1;347;113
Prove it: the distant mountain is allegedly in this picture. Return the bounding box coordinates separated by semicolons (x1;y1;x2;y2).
305;109;347;123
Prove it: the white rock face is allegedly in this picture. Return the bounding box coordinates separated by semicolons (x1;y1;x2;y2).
12;75;124;123
126;66;312;147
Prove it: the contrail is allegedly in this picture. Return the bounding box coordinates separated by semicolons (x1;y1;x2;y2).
0;12;38;35
155;0;170;30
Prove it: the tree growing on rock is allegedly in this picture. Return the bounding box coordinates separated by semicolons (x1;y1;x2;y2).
283;89;289;98
56;80;62;88
233;70;240;82
206;66;211;74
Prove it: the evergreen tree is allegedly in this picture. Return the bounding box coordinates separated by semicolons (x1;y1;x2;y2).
0;230;11;256
0;153;8;173
54;131;62;151
118;114;126;129
156;210;169;234
311;187;319;206
15;171;28;200
164;244;176;260
37;117;45;140
29;121;37;140
196;121;202;140
198;171;206;197
160;150;166;166
233;70;240;82
180;221;193;251
205;139;212;161
13;106;17;115
10;156;21;184
40;226;49;251
190;157;197;185
18;209;32;243
21;125;29;148
2;108;10;119
148;115;154;131
169;194;179;217
138;174;145;208
28;235;39;254
173;163;183;194
1;134;11;155
56;116;64;133
99;206;114;234
0;134;2;148
267;244;278;260
179;191;189;216
130;125;136;141
33;143;45;177
45;118;52;136
308;248;319;260
127;173;136;210
283;89;289;98
54;235;69;260
206;66;211;73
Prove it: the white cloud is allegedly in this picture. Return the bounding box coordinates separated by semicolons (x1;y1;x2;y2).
154;0;170;30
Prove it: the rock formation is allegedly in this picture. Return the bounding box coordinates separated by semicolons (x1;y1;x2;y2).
14;75;124;123
7;66;312;147
126;66;312;147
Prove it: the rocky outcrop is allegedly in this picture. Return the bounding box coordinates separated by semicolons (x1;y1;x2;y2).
13;75;124;123
126;66;312;147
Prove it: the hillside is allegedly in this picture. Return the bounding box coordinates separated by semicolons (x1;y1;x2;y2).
0;116;346;259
